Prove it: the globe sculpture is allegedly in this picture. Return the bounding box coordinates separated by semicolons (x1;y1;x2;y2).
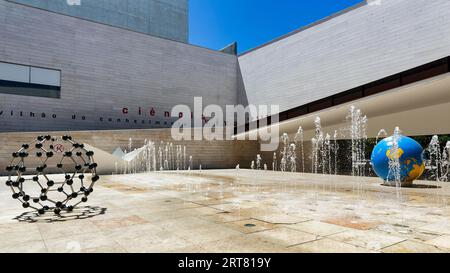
5;135;99;215
371;134;425;186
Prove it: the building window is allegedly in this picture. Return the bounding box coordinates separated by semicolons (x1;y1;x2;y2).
0;62;61;98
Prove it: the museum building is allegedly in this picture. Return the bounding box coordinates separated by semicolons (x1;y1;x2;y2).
1;0;450;138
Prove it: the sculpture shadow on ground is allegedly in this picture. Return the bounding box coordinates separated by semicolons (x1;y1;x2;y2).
13;206;107;223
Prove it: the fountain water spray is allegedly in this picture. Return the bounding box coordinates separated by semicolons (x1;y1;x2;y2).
288;144;297;172
280;133;289;172
425;136;450;182
442;142;450;182
280;157;287;172
425;135;442;182
117;140;190;174
323;134;332;174
311;117;324;174
347;106;368;177
272;153;277;171
386;127;402;197
128;138;133;153
158;146;163;171
294;127;305;173
333;130;339;175
183;146;186;170
256;154;262;170
311;137;318;174
376;129;387;144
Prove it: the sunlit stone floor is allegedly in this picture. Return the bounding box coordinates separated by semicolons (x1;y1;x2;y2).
1;170;450;253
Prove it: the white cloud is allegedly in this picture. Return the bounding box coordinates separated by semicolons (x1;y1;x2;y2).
367;0;382;6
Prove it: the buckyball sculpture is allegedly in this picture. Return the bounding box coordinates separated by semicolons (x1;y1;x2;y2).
5;135;99;215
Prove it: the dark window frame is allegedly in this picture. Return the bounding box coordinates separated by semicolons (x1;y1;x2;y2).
0;79;61;99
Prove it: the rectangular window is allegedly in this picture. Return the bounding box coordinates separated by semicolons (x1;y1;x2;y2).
0;62;29;83
0;61;61;98
30;67;61;86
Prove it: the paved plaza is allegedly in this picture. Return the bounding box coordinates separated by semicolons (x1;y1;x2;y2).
1;170;449;253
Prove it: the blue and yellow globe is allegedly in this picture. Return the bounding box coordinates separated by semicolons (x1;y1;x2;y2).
371;135;425;184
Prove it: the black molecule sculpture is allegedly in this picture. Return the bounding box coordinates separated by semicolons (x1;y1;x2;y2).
5;135;99;215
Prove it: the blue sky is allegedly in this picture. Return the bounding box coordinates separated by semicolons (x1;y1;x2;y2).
189;0;363;54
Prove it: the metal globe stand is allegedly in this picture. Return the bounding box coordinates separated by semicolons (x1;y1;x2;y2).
5;135;99;215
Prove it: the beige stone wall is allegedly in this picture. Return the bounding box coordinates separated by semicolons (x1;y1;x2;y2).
0;129;260;175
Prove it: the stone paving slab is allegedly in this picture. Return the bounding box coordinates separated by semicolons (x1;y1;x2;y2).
285;220;351;236
288;238;375;253
247;227;319;247
426;235;450;250
329;229;407;250
382;240;447;253
225;219;278;234
252;213;310;224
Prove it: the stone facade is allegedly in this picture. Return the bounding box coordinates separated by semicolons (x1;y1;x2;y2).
0;0;237;132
